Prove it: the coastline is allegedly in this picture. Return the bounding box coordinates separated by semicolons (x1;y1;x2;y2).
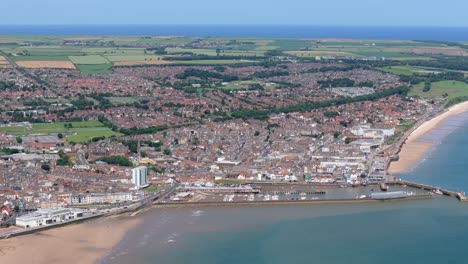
0;215;140;264
388;101;468;174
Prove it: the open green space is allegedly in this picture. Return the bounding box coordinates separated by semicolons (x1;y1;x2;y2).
69;55;109;64
0;121;122;143
408;80;468;101
66;129;122;143
376;65;445;76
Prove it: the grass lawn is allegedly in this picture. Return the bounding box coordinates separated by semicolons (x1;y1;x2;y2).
408;80;468;101
75;63;113;74
0;121;104;135
66;129;122;143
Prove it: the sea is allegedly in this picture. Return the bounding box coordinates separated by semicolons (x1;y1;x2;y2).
0;25;468;41
99;112;468;264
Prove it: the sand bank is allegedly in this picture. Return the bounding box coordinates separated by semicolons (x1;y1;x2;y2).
0;216;140;264
388;101;468;174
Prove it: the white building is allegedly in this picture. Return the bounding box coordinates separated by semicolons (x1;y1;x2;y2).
132;166;148;187
15;207;84;228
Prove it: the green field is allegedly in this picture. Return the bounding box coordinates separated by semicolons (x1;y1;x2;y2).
376;65;445;76
66;128;122;143
0;121;122;143
69;55;110;64
409;81;468;101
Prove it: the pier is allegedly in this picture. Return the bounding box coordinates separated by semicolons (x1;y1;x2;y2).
391;179;468;201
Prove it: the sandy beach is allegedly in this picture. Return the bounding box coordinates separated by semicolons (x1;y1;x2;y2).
388;101;468;174
0;216;140;264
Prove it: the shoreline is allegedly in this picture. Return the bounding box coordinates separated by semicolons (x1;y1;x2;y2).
0;214;141;264
388;101;468;174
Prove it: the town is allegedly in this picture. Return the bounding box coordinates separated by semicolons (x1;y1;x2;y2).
0;35;467;234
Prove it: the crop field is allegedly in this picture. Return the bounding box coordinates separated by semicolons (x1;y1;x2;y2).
16;60;76;69
0;56;9;67
69;55;110;64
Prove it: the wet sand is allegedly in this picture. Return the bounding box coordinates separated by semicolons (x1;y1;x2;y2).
388;101;468;174
0;216;140;264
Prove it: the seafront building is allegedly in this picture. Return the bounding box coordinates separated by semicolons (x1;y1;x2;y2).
15;207;84;228
132;166;148;188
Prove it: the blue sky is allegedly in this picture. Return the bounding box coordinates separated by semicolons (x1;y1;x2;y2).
2;0;467;26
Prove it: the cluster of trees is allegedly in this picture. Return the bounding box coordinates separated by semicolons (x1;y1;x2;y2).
175;69;239;82
96;155;133;167
252;70;289;78
0;80;16;91
0;147;20;155
56;150;71;166
146;47;167;55
119;125;169;136
423;81;431;92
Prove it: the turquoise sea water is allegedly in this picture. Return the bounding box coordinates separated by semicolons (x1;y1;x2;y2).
101;112;468;264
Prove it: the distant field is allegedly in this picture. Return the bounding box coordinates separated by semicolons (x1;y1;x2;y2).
16;60;76;69
69;55;109;64
104;54;165;62
285;50;354;57
166;48;265;56
409;80;468;101
376;65;444;76
113;60;172;66
175;60;254;65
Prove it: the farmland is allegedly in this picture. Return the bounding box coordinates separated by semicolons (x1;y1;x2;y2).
1;36;464;74
16;61;76;69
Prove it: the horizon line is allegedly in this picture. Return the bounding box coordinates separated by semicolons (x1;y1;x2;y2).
0;24;467;28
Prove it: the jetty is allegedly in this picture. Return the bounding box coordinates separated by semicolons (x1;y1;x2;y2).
391;180;467;201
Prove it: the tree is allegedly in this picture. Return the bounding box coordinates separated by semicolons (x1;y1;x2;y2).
41;164;50;171
216;48;221;56
333;131;341;138
15;137;22;144
141;151;148;158
254;131;260;136
345;137;351;144
57;133;63;139
163;148;171;155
